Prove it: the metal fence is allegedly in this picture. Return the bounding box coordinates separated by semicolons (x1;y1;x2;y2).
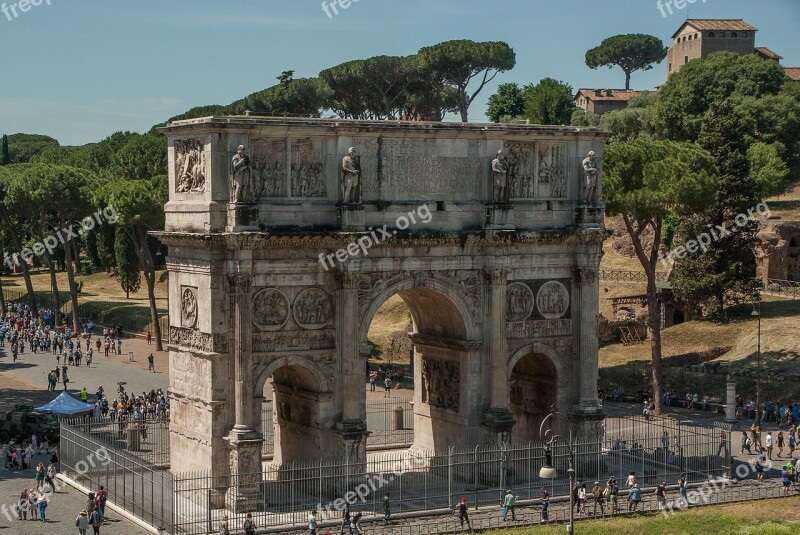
61;415;171;466
260;398;415;458
172;415;728;534
760;277;800;300
599;270;668;283
60;417;174;532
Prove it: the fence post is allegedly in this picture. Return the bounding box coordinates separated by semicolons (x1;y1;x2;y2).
448;446;453;508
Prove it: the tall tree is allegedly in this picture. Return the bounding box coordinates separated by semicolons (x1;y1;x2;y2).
417;40;516;122
585;34;667;90
96;175;167;350
0;135;10;165
11;164;93;333
486;83;528;123
0;164;39;314
604;139;717;414
522;78;575;125
114;228;141;299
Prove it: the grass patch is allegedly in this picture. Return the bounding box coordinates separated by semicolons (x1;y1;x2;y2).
483;497;800;534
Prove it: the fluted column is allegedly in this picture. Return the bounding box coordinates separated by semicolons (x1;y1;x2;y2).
336;272;366;428
228;271;254;430
574;266;601;413
483;268;515;443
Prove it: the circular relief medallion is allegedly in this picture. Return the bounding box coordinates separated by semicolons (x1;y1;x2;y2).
536;281;569;320
506;282;534;322
180;287;198;328
252;288;289;331
293;288;333;330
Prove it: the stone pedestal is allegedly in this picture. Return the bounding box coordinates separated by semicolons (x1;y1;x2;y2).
484;202;514;229
575;203;603;228
725;383;737;422
227;203;259;231
484;408;516;445
337;204;365;231
571;411;606;480
227;428;264;513
334;419;369;494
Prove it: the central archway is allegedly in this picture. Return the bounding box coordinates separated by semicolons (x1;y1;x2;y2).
360;276;481;452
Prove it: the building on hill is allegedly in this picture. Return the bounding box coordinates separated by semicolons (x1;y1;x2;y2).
667;19;763;75
574;89;649;115
754;47;783;61
784;68;800;82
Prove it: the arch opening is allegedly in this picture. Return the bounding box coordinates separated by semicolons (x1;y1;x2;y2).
509;353;558;443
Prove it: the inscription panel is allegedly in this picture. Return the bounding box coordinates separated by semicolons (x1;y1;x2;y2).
506;319;572;339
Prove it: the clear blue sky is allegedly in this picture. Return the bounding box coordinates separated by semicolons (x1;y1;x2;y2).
1;0;798;146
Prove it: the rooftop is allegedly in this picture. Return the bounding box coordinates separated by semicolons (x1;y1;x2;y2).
672;19;757;38
575;89;649;102
785;68;800;81
755;47;783;60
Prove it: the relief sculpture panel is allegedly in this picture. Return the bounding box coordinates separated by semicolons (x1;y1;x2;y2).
174;139;207;193
421;357;460;412
538;143;567;198
293;288;333;330
252;288;290;331
291;139;326;198
251;138;287;198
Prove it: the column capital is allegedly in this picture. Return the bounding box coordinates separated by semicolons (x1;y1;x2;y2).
227;272;252;295
482;267;510;286
572;266;596;286
336;271;360;289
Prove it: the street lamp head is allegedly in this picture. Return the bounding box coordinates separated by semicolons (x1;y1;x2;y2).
539;445;557;479
751;304;759;317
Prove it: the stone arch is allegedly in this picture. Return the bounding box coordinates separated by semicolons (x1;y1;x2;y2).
252;355;334;464
359;274;478;343
507;344;566;443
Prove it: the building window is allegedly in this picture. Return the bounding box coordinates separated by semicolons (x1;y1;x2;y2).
684;55;689;64
708;32;715;37
730;32;737;37
694;33;698;39
669;63;672;72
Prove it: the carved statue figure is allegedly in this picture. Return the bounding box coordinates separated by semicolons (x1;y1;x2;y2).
492;150;509;202
342;147;361;203
230;145;251;203
175;139;207;193
583;150;598;204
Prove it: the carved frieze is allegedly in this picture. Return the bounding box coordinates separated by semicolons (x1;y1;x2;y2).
482;268;510;286
506;282;534;322
180;287;198;328
293;288;333;330
291;139;326;198
506;143;535;199
506;319;572;339
536;281;570;320
421;356;460;412
174;139;207;193
252;330;335;353
538;144;567;198
252;288;290;331
251;138;287;198
169;326;227;353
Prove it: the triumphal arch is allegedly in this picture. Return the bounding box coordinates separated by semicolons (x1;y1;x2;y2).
158;117;608;483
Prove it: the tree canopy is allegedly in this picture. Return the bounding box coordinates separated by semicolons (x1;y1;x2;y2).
522;78;575;125
585;34;667;90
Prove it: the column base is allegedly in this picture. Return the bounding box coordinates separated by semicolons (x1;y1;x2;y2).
483;408;516;445
337;204;365;231
484;202;514;229
573;399;604;416
575;203;603;228
227;427;264;512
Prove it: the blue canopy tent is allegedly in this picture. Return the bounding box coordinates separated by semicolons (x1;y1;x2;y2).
35;391;95;415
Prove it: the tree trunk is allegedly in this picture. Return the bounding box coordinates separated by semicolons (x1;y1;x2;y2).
43;252;61;327
2;216;38;315
0;237;6;317
624;70;631;90
133;225;163;351
60;222;81;334
646;274;664;415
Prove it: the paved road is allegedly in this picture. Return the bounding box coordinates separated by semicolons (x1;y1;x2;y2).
0;336;168;534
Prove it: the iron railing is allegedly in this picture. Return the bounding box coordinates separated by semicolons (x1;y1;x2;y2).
759;278;800;300
599;270;668;283
172;415;727;534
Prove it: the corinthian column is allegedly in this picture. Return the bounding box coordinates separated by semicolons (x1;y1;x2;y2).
336;271;367;431
573;265;602;414
483;267;515;443
228;270;254;431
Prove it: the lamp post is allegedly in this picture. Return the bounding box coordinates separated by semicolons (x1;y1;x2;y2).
539;406;575;534
751;291;762;426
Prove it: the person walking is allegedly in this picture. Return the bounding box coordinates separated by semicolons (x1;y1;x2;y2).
383;492;391;524
148;353;155;373
351;512;362;535
678;473;688;506
218;514;230;535
243;512;257;535
766;432;774;460
782;467;793;495
339;503;351;533
89;506;102;535
95;486;107;521
76;510;89;535
35;461;45;490
778;431;785;458
384;376;392;398
627;484;642;513
147;330;152;346
308;510;317;535
37;493;47;522
592;481;605;516
45;463;57;492
453;497;471;533
656;481;668;511
742;432;752;454
578;483;587;515
539;487;550;522
501;489;516;521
